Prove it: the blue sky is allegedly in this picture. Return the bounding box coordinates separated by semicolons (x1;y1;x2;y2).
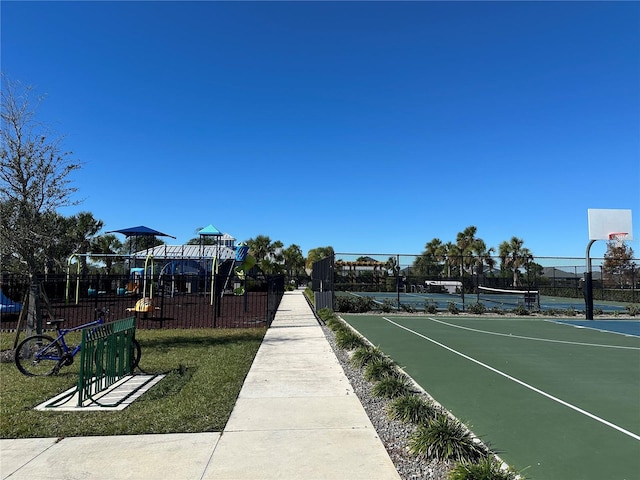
2;1;638;260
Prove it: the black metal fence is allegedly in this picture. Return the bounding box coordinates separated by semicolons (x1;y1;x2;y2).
0;271;285;330
312;253;639;305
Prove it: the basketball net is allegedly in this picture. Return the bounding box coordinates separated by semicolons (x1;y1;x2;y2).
608;232;629;248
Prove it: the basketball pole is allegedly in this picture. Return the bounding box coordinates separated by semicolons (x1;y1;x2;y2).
584;239;596;320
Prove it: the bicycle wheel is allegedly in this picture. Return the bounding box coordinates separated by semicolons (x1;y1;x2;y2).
131;338;141;370
15;335;63;376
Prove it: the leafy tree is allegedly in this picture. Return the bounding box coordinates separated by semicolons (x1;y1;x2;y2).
385;256;399;276
66;211;103;274
306;246;335;272
90;234;124;274
456;225;479;275
469;238;495;284
41;212;77;274
0;76;81;275
444;242;462;278
413;238;446;277
498;237;533;287
246;235;284;274
282;244;305;282
603;240;636;288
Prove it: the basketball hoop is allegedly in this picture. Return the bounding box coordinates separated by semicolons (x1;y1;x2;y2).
608;232;629;247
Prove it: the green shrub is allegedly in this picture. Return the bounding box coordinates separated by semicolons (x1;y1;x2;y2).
317;307;335;322
512;304;529;316
448;302;460;314
408;414;486;462
467;303;486;315
448;456;521;480
626;304;640;316
364;356;398;382
381;299;396;313
424;302;438;314
350;345;386;369
326;317;348;333
372;374;414;399
388;394;438;425
335;329;366;350
564;306;577;317
335;295;375;313
401;303;416;313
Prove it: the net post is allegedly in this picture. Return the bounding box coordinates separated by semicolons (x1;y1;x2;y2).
584;239;596;320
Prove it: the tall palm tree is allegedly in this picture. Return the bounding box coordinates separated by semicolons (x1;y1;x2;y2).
456;226;479;276
498;237;532;287
444;242;462;278
470;239;495;287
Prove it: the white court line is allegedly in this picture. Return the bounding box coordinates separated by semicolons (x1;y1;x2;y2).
426;317;640;350
382;316;640;441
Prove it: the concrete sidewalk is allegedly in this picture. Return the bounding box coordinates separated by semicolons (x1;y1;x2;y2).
1;291;401;480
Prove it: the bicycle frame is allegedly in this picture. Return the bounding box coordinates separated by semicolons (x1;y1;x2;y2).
52;317;106;357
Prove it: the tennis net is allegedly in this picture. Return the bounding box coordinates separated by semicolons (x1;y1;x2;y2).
477;286;540;309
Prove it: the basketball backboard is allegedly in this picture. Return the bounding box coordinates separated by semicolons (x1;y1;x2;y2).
587;209;633;241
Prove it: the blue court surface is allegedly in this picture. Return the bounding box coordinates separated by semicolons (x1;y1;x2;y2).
553;319;640;336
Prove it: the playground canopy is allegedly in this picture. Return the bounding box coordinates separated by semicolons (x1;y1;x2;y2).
198;224;223;237
107;225;176;239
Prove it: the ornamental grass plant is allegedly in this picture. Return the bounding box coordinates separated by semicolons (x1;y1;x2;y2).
371;373;414;399
363;356;398;382
349;345;386;369
447;456;523;480
409;413;487;462
387;394;439;425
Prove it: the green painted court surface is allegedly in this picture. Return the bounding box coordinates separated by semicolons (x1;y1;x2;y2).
341;314;640;480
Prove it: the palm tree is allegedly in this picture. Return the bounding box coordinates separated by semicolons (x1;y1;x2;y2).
282;244;305;282
68;212;104;274
246;235;284;274
413;238;446;278
444;242;462;278
470;239;495;287
456;226;481;276
305;246;335;274
90;234;123;274
498;237;532;287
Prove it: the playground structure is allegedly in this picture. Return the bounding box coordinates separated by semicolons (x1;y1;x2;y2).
1;224;284;331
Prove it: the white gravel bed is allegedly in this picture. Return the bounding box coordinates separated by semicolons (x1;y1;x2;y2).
322;324;452;480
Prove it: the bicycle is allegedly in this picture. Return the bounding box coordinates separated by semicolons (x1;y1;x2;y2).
14;307;141;377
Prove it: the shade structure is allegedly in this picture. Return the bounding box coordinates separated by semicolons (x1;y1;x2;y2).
197;225;223;259
197;224;223;237
106;226;176;271
107;226;176;238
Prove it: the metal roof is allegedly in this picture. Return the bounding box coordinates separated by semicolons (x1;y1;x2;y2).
132;244;235;260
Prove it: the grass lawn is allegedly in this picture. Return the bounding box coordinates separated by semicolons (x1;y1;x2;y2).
0;327;266;438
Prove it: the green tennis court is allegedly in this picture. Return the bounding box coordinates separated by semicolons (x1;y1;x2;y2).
341;314;640;479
